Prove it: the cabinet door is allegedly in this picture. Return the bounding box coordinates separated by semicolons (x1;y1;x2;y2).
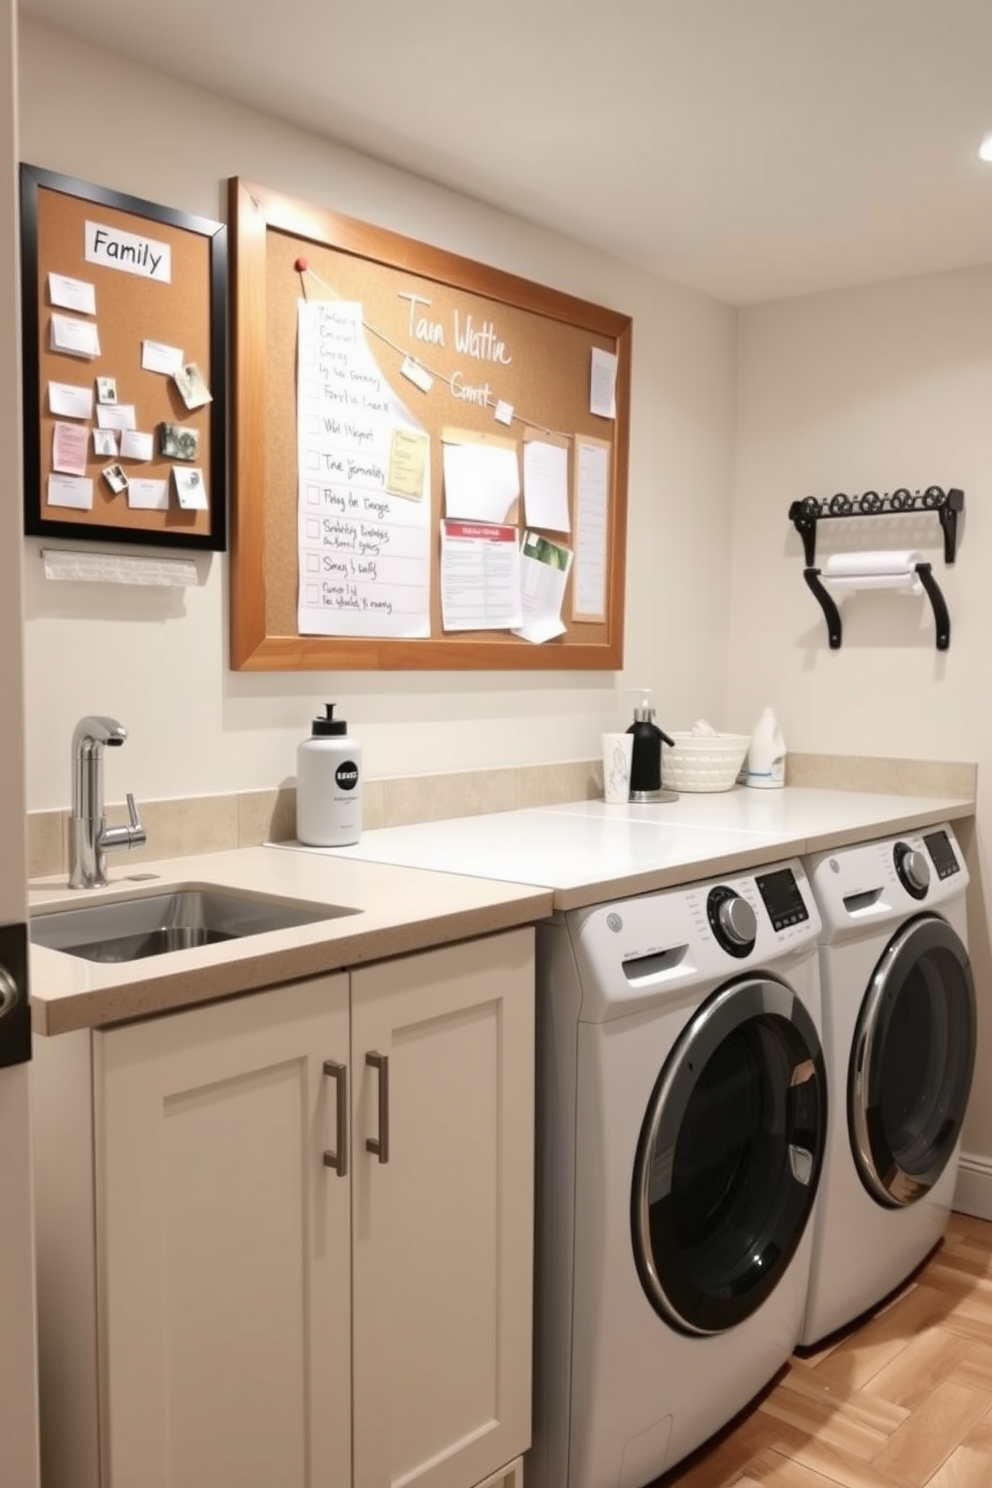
351;929;535;1488
96;976;351;1488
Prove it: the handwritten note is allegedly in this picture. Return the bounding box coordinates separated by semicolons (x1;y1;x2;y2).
296;299;431;638
523;437;570;532
572;437;609;621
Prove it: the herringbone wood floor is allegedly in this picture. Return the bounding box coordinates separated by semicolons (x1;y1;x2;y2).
655;1210;992;1488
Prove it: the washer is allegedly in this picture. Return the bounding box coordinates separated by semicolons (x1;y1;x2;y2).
528;858;827;1488
800;823;976;1347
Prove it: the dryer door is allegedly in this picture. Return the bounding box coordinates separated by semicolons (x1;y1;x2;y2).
850;912;975;1207
631;974;826;1337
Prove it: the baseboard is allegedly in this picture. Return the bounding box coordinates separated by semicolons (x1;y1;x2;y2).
953;1152;992;1220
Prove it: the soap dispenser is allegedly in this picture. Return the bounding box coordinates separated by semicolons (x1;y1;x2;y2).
296;703;363;846
626;689;675;803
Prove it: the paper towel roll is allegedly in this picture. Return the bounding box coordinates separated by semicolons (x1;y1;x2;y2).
823;550;922;577
824;571;923;594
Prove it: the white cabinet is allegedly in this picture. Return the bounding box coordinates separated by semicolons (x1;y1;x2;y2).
33;928;534;1488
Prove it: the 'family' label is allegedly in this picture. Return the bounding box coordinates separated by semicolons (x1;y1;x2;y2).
84;220;171;283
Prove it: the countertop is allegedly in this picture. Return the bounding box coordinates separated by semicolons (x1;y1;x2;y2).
27;848;554;1036
284;786;976;909
28;785;974;1037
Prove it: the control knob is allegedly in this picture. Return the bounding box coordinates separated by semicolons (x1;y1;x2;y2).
893;841;930;899
707;887;757;957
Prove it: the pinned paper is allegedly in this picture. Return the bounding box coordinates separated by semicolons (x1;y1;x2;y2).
48;272;96;316
590;347;617;419
50;312;101;359
172;466;208;510
48;380;93;419
387;427;428;499
47;474;93;510
97;403;137;432
440;520;522;631
93;428;119;458
442;430;519;524
52;422;89;477
572;436;610;622
494;400;514;427
119;429;154;461
96;377;118;405
142;339;184;375
127;478;168;510
513;531;573;644
173;362;212;410
102;463;129;494
400;356;433;394
523;437;570;532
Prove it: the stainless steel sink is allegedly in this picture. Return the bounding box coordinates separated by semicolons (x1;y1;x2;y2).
30;886;359;964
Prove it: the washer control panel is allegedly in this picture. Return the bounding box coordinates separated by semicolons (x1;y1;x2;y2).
893;840;930;899
706;886;757;958
754;865;812;933
923;828;962;880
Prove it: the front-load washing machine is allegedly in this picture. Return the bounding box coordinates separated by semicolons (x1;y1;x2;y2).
800;823;975;1347
527;858;827;1488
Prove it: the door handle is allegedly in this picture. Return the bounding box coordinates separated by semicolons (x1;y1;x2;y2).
365;1050;389;1164
322;1060;348;1177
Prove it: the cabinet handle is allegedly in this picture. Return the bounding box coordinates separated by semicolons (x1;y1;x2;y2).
322;1060;348;1178
365;1050;389;1164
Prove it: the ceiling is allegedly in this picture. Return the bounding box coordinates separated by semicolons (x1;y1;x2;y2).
18;0;992;305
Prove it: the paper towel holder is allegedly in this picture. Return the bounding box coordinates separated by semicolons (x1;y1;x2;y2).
789;486;964;567
804;562;950;651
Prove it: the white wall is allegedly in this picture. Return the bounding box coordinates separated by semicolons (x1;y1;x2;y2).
729;267;992;1155
17;21;737;810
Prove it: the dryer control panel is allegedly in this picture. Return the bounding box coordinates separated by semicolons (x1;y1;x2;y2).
805;821;968;944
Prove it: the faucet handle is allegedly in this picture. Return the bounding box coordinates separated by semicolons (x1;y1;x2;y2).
126;792;142;831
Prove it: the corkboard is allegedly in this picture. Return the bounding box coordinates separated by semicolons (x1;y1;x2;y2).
229;177;631;671
20;165;227;550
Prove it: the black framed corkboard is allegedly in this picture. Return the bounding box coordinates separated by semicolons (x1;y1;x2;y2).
20;164;227;550
229;177;631;670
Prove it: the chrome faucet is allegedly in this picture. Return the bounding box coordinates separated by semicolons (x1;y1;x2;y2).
69;716;147;889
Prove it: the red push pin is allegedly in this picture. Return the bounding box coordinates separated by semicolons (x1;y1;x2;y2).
295;256;308;272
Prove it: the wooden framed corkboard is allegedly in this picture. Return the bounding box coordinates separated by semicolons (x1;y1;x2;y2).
20;164;227;550
229;177;631;671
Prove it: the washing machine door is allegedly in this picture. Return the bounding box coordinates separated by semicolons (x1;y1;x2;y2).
631;974;826;1337
850;912;975;1207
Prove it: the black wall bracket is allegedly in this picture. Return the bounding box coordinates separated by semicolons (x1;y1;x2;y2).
804;562;950;651
789;486;964;567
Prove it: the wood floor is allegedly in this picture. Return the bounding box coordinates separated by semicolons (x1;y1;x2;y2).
655;1210;992;1488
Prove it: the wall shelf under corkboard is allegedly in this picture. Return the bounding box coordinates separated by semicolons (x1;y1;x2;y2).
229;177;631;671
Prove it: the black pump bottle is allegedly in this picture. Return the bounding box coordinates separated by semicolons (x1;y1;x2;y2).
626;689;674;802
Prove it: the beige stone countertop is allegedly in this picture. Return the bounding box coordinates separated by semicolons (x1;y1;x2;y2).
27;848;554;1037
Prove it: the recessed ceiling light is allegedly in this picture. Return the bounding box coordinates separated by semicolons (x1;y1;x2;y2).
979;134;992;162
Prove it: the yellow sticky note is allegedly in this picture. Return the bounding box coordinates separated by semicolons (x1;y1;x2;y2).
387;427;429;500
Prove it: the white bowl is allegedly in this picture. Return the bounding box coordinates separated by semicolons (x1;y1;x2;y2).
664;732;750;793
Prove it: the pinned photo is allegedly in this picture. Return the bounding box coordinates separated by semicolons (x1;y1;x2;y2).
96;376;118;405
93;428;119;458
172;465;208;510
158;421;200;461
173;361;212;410
102;462;129;494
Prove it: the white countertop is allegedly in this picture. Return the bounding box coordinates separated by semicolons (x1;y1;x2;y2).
285;786;975;910
28;785;974;1035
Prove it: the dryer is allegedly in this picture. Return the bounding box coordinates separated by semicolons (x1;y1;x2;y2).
800;823;975;1347
528;858;827;1488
